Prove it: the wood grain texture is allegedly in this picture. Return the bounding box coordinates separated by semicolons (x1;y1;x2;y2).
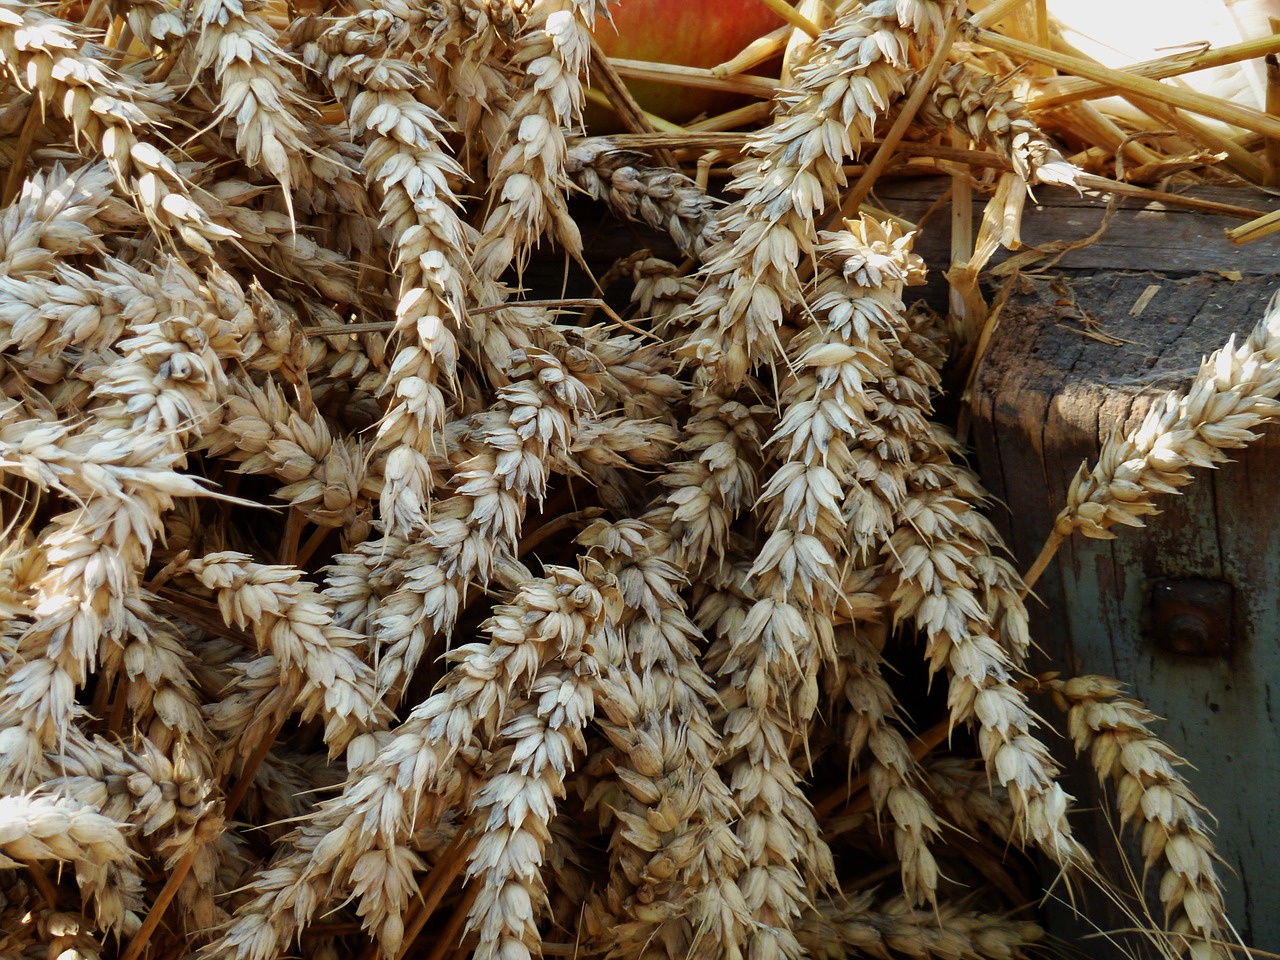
971;272;1280;954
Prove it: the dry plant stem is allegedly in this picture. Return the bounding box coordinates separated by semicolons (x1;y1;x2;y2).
1;98;40;205
1039;676;1229;960
967;25;1280;141
1227;207;1280;244
585;32;677;169
1030;34;1280;110
1266;52;1280;188
118;848;196;960
424;883;481;960
754;0;820;37
395;828;475;960
607;60;777;98
1073;173;1264;219
679;0;959;386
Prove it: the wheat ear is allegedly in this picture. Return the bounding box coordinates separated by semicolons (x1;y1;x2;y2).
1026;293;1280;592
0;2;234;251
1040;675;1230;960
302;11;474;536
577;517;751;960
566;141;724;257
472;0;604;280
186;552;390;755
202;563;616;960
798;890;1043;960
921;61;1080;189
189;0;313;198
677;0;958;386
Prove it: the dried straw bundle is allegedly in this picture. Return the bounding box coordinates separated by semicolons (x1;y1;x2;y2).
0;1;1270;960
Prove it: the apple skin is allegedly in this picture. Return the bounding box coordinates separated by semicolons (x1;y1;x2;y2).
589;0;784;127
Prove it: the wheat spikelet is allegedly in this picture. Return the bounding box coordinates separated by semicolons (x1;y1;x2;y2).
204;376;378;539
0;3;1258;959
418;0;520;162
661;387;767;574
885;437;1085;869
367;337;600;703
0;163;112;272
50;728;222;928
0;404;216;785
694;555;832;960
833;616;942;905
464;579;604;960
625;257;704;333
922;62;1080;189
0;794;143;936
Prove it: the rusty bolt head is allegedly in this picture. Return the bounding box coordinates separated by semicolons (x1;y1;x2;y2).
1149;578;1233;658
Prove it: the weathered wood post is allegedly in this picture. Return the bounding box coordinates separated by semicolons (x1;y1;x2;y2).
970;271;1280;952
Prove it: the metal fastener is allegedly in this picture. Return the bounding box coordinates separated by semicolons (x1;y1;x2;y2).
1149;578;1233;658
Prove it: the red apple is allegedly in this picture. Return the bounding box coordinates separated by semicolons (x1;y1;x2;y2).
589;0;784;128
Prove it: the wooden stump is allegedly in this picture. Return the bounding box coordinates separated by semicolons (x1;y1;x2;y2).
970;270;1280;954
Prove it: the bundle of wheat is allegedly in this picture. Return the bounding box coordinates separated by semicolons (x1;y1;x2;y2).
0;1;1272;960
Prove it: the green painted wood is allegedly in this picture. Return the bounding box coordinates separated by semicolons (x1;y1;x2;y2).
971;272;1280;954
